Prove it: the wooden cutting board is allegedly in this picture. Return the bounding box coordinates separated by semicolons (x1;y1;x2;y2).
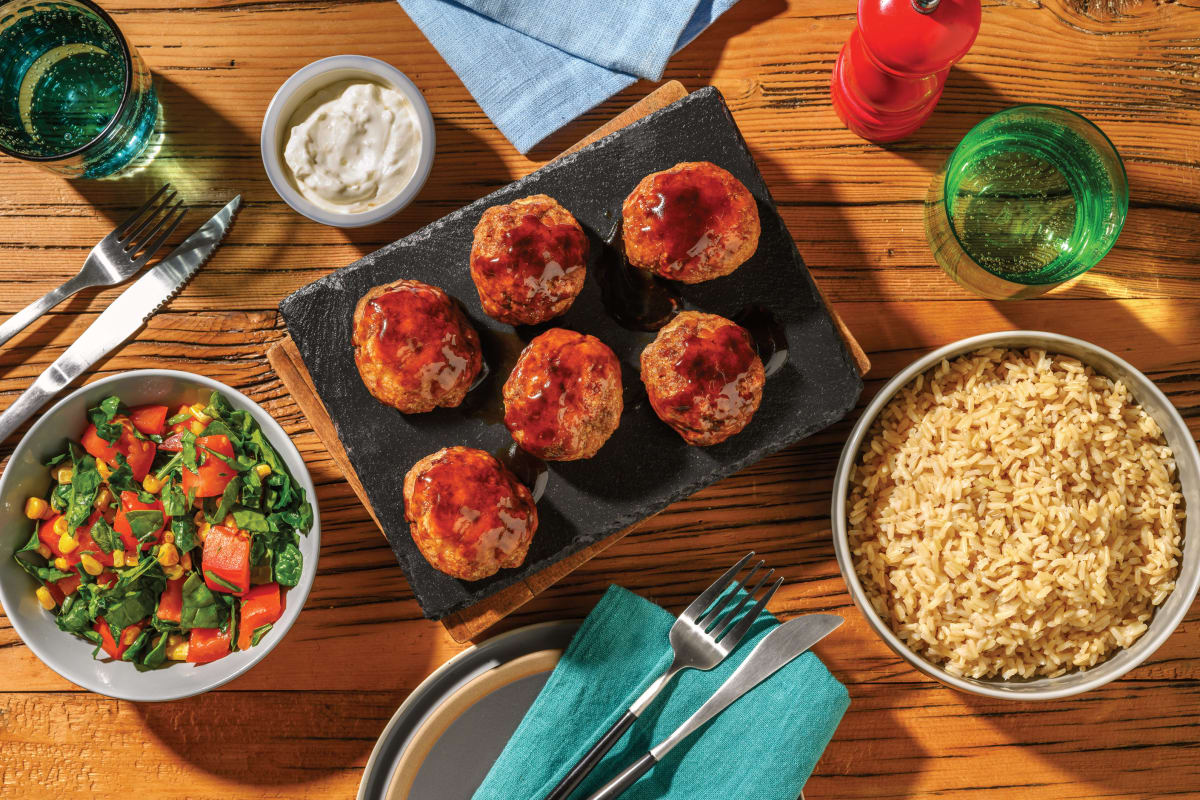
266;81;870;643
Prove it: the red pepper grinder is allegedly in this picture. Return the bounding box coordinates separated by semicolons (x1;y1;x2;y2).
831;0;981;142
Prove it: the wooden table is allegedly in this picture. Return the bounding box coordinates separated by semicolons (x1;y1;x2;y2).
1;1;1197;798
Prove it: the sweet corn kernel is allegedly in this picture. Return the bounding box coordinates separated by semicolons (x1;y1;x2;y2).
53;557;69;571
157;543;179;567
121;627;140;646
142;474;163;494
193;511;206;525
97;460;112;480
79;553;103;576
224;514;236;527
189;420;205;435
55;467;72;484
197;523;210;544
57;533;79;554
164;564;184;580
181;551;192;570
35;543;52;559
112;550;126;568
93;488;112;509
53;516;69;536
24;497;47;519
35;586;55;610
189;403;212;424
165;637;189;662
163;531;175;545
254;463;272;479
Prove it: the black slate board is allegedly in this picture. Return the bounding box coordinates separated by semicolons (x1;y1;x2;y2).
279;87;863;619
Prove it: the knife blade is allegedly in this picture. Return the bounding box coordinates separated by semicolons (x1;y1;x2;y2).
0;195;241;444
584;614;843;800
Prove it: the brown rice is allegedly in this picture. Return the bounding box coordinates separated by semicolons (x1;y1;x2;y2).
848;347;1184;680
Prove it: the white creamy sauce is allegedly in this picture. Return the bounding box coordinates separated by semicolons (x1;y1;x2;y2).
283;80;421;213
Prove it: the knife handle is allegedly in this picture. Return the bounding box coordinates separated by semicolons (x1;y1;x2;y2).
582;753;657;800
0;367;71;444
544;711;637;800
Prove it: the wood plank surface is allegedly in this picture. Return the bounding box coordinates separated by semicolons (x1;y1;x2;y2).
1;1;1198;799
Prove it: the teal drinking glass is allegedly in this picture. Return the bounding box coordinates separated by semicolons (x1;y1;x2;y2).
0;0;158;178
925;105;1128;300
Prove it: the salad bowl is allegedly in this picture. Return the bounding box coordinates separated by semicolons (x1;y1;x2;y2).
0;370;321;701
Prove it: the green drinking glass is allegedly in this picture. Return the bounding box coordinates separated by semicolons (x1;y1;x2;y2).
0;0;159;178
924;105;1128;300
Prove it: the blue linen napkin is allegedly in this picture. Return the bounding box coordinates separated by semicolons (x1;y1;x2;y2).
472;585;849;800
397;0;742;154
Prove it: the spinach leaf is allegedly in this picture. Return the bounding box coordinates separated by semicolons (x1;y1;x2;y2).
136;633;168;670
231;508;271;533
103;587;156;631
87;396;124;444
167;410;193;426
11;526;73;582
240;467;263;509
249;429;284;474
65;451;102;533
204;476;242;525
124;509;164;543
106;455;138;495
154;452;182;482
50;482;71;512
181;431;199;474
161;479;187;518
179;572;223;630
205;570;244;594
121;627;152;663
250;624;273;647
272;542;303;588
89;516;121;554
171;518;197;554
199;419;237;442
44;452;68;468
56;594;93;633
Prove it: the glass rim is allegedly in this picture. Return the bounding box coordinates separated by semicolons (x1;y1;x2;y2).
0;0;134;163
940;103;1130;286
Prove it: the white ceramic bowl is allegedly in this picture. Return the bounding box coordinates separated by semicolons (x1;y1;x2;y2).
831;331;1200;700
260;55;435;228
0;370;321;701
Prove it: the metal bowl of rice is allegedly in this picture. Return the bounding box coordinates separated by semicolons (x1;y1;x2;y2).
832;331;1200;700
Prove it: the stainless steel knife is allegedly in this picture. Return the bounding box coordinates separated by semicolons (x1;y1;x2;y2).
0;195;241;443
584;614;844;800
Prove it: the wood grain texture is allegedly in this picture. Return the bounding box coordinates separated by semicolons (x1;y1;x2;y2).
0;1;1197;799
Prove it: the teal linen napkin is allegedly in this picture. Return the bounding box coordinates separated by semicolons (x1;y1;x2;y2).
473;585;849;800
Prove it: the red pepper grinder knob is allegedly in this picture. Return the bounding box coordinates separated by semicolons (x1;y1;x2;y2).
831;0;981;143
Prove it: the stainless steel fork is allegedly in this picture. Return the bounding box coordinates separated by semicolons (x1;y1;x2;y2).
0;184;186;349
543;552;782;800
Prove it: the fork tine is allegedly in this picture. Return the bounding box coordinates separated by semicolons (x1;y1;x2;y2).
681;552;754;622
697;559;763;631
121;188;178;250
132;203;186;265
715;576;783;648
712;567;773;639
114;184;170;238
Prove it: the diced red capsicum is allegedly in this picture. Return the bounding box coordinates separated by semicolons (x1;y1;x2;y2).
82;418;156;481
182;434;236;499
186;627;231;663
39;512;115;568
55;571;115;597
128;405;168;436
157;577;185;624
113;491;166;552
237;582;284;651
201;525;250;596
95;616;145;660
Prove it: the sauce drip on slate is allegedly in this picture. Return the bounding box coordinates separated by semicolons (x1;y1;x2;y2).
661;323;757;416
473;214;588;302
415;449;536;556
597;219;682;331
495;442;548;503
734;304;788;378
366;284;475;392
643;168;733;272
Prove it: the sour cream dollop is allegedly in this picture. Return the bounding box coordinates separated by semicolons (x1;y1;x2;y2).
283;80;421;214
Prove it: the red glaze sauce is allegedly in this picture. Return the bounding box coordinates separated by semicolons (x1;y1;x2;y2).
413;449;534;560
473;214;588;303
363;283;476;392
504;329;616;452
659;324;757;418
641;168;734;274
